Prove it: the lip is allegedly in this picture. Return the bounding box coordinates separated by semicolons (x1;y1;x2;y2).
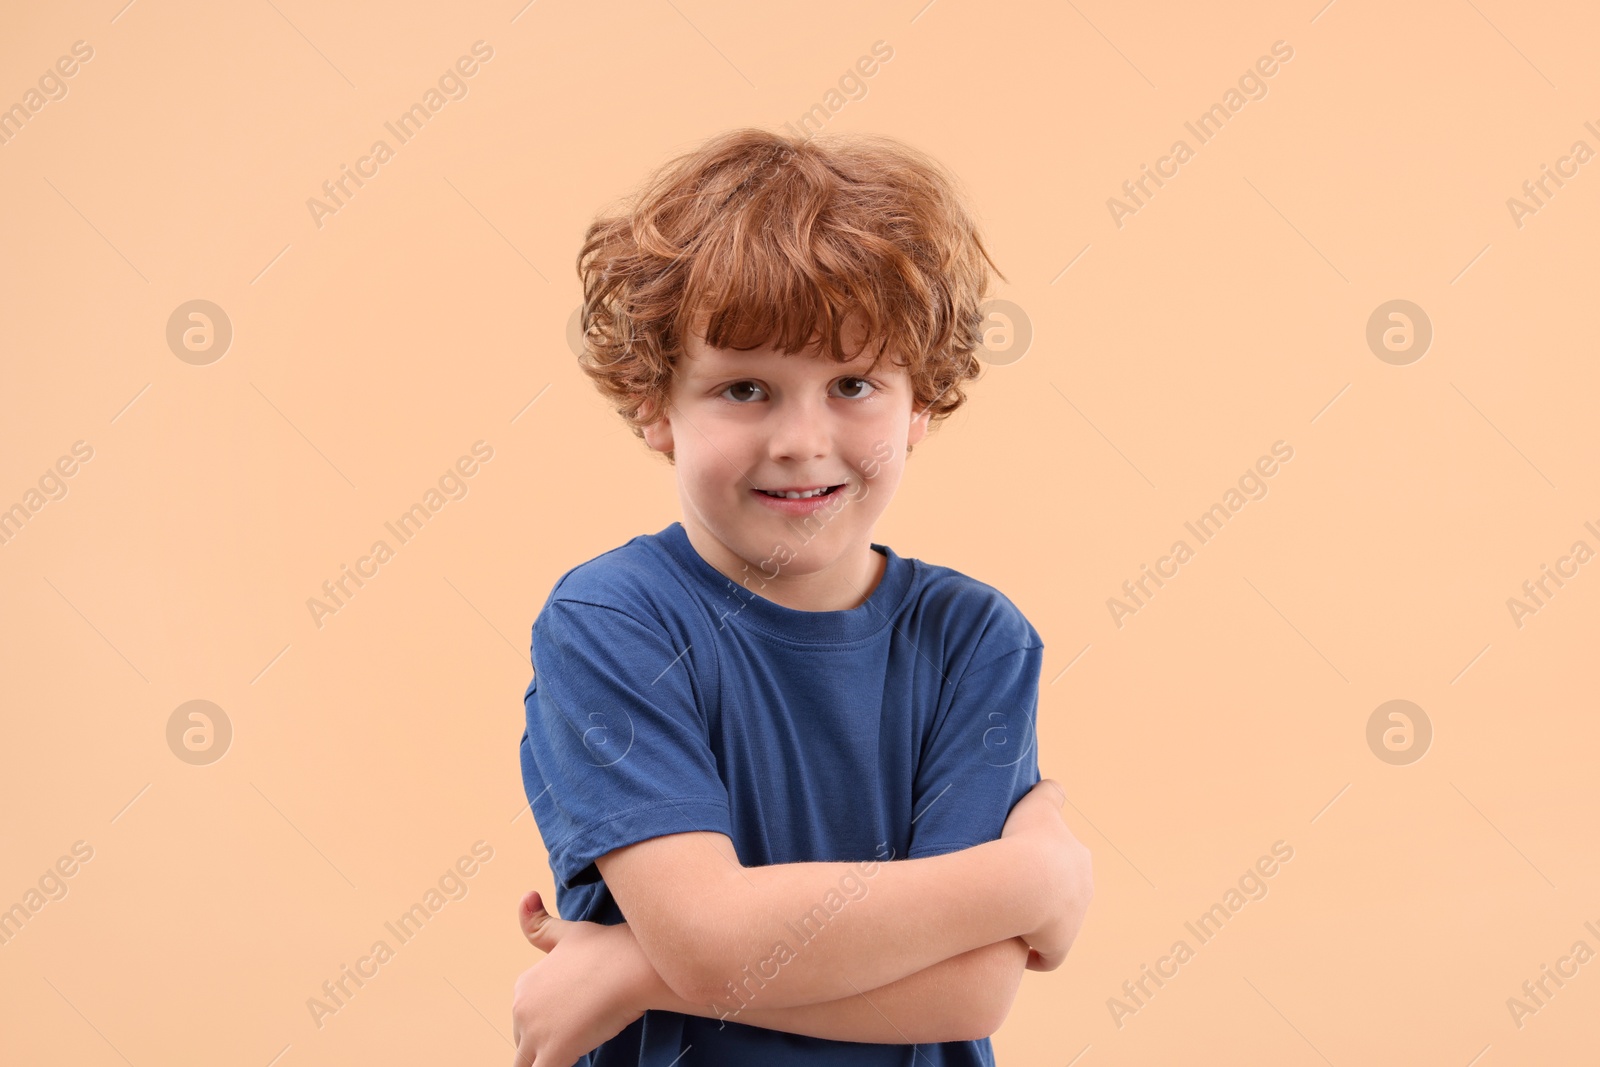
750;482;847;516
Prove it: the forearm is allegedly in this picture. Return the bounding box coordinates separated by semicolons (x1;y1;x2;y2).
636;927;1031;1043
662;837;1045;1007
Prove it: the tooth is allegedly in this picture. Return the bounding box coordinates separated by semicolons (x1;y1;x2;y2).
762;486;831;499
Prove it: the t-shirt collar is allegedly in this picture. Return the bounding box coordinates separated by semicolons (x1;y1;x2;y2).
653;521;914;645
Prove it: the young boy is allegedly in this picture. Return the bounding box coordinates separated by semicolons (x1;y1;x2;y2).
514;128;1093;1066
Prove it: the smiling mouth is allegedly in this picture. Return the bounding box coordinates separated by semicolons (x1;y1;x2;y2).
753;484;844;500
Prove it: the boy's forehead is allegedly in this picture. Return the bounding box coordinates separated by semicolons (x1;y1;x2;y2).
682;342;879;373
682;304;897;369
680;327;895;378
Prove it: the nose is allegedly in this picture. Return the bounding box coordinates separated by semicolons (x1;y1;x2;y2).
767;391;830;462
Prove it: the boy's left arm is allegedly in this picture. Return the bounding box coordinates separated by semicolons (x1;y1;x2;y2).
516;890;1030;1046
652;931;1031;1043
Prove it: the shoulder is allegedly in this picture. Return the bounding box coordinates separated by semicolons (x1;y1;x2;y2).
547;532;664;605
534;529;699;633
901;553;1043;665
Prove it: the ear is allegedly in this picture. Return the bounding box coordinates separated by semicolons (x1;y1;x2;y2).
907;406;930;450
640;397;675;455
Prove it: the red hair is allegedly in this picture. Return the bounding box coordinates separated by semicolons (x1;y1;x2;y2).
574;127;1005;461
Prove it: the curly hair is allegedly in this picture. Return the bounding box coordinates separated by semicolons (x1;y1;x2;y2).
573;127;1006;463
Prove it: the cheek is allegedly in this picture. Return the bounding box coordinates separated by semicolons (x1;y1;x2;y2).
868;462;903;493
695;468;736;496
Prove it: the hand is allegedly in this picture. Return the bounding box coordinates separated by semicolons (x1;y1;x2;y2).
1000;778;1094;972
511;890;650;1067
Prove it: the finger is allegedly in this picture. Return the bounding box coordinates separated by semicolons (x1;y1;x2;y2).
1037;777;1066;806
520;890;566;953
513;1031;535;1067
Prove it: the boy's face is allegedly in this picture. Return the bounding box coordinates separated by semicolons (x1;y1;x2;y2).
641;316;929;607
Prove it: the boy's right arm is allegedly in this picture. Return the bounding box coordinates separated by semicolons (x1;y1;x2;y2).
595;778;1092;1007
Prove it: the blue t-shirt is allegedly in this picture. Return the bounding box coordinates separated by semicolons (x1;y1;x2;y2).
519;521;1043;1066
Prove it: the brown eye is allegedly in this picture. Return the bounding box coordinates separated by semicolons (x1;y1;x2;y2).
834;377;876;399
720;381;765;403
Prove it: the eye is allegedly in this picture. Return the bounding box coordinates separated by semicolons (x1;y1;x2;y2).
718;381;766;403
833;377;877;399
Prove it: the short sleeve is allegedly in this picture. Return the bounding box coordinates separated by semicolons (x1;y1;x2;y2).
520;596;733;891
907;622;1043;859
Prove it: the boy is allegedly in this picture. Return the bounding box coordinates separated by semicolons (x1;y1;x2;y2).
514;128;1093;1066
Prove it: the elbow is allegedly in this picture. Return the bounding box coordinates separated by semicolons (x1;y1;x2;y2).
670;947;733;1007
972;937;1030;1039
923;937;1031;1042
670;953;744;1009
642;918;736;1007
619;879;749;1005
645;933;723;1006
943;997;1010;1044
677;923;762;1008
945;1008;1004;1045
972;1002;1010;1042
652;950;708;1005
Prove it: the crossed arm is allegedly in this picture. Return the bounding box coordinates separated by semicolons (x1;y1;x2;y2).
592;779;1090;1043
623;919;1030;1043
511;779;1091;1060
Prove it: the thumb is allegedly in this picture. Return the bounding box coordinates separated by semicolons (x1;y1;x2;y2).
1038;777;1066;806
519;890;566;954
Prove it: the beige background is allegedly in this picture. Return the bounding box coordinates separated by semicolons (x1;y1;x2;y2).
2;0;1597;1063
